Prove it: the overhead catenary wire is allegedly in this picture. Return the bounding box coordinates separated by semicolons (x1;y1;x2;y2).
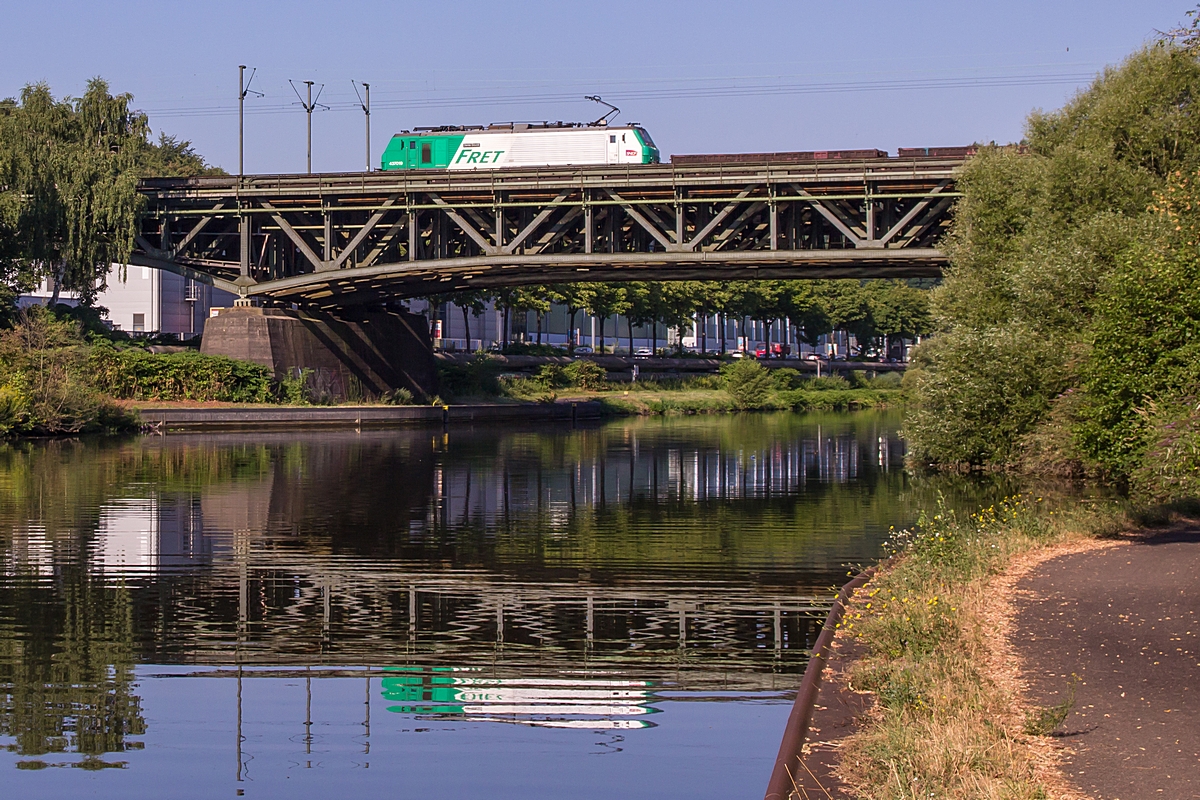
143;68;1102;120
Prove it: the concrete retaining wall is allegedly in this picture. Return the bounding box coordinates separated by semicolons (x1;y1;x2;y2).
137;402;603;432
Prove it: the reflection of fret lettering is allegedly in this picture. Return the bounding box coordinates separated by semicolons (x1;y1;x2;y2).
398;703;655;716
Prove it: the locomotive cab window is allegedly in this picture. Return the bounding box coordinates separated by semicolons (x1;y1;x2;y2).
421;142;432;164
609;135;616;143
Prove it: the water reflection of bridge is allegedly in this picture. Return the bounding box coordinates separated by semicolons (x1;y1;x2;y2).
206;557;830;688
0;416;922;765
2;419;906;699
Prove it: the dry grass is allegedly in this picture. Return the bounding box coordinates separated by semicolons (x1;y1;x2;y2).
834;497;1136;800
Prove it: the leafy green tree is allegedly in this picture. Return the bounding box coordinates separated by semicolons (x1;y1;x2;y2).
547;284;586;353
656;282;701;355
0;80;220;310
1075;171;1200;479
817;281;876;355
450;289;489;350
866;280;932;355
577;283;629;352
746;281;789;354
691;281;732;354
906;42;1200;468
512;287;552;346
135;134;222;178
782;281;832;347
622;282;651;354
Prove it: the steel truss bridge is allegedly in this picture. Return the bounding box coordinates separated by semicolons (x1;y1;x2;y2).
132;156;965;308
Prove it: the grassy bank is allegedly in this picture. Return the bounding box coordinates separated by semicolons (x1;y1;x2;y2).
589;386;900;416
835;494;1189;799
443;356;904;415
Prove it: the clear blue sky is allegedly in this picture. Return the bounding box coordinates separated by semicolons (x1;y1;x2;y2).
1;1;1191;174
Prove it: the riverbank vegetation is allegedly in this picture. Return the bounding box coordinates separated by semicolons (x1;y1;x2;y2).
0;306;307;436
904;38;1200;502
837;494;1187;799
844;27;1200;799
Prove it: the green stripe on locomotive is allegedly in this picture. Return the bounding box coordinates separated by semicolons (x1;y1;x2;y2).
632;128;658;164
381;134;466;170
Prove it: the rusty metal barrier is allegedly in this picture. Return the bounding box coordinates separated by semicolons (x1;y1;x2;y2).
763;564;880;800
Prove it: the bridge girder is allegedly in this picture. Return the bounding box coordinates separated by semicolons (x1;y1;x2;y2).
133;158;962;308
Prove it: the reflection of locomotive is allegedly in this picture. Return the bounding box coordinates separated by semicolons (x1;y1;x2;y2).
381;122;660;171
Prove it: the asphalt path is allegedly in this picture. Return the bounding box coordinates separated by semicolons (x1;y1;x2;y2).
1013;526;1200;799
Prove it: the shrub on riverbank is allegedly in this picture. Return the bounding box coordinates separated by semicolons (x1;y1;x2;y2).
436;355;503;399
720;359;774;409
88;345;276;403
0;308;134;436
840;496;1134;798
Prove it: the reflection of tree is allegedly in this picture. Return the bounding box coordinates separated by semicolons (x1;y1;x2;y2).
0;567;145;756
0;438;275;543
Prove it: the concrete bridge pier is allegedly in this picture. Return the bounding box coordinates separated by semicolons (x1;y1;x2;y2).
201;306;437;402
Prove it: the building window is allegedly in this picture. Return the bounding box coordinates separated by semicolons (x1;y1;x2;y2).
132;313;145;333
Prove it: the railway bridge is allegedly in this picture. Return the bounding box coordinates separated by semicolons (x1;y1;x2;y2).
132;154;965;308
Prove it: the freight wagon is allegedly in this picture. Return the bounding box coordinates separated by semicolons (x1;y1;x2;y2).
896;146;979;158
671;150;889;165
380;122;660;171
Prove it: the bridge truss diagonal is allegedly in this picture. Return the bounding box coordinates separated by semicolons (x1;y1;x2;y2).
133;158;963;308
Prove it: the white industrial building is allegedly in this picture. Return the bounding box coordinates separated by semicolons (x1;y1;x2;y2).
19;265;237;338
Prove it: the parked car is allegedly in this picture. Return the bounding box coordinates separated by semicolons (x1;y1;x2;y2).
803;352;825;361
572;346;594;355
633;347;653;357
754;345;768;358
730;350;748;359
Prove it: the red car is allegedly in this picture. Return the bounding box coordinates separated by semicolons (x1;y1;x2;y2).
754;343;791;359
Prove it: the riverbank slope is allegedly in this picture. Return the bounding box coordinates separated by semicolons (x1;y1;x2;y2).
812;497;1195;799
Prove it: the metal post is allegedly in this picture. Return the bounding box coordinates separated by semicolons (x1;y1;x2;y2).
237;66;260;179
865;181;875;243
238;66;244;178
584;194;593;254
239;216;250;276
353;80;372;171
408;209;417;261
305;80;314;174
290;79;325;174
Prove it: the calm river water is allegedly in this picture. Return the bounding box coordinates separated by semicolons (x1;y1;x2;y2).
0;411;1005;799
